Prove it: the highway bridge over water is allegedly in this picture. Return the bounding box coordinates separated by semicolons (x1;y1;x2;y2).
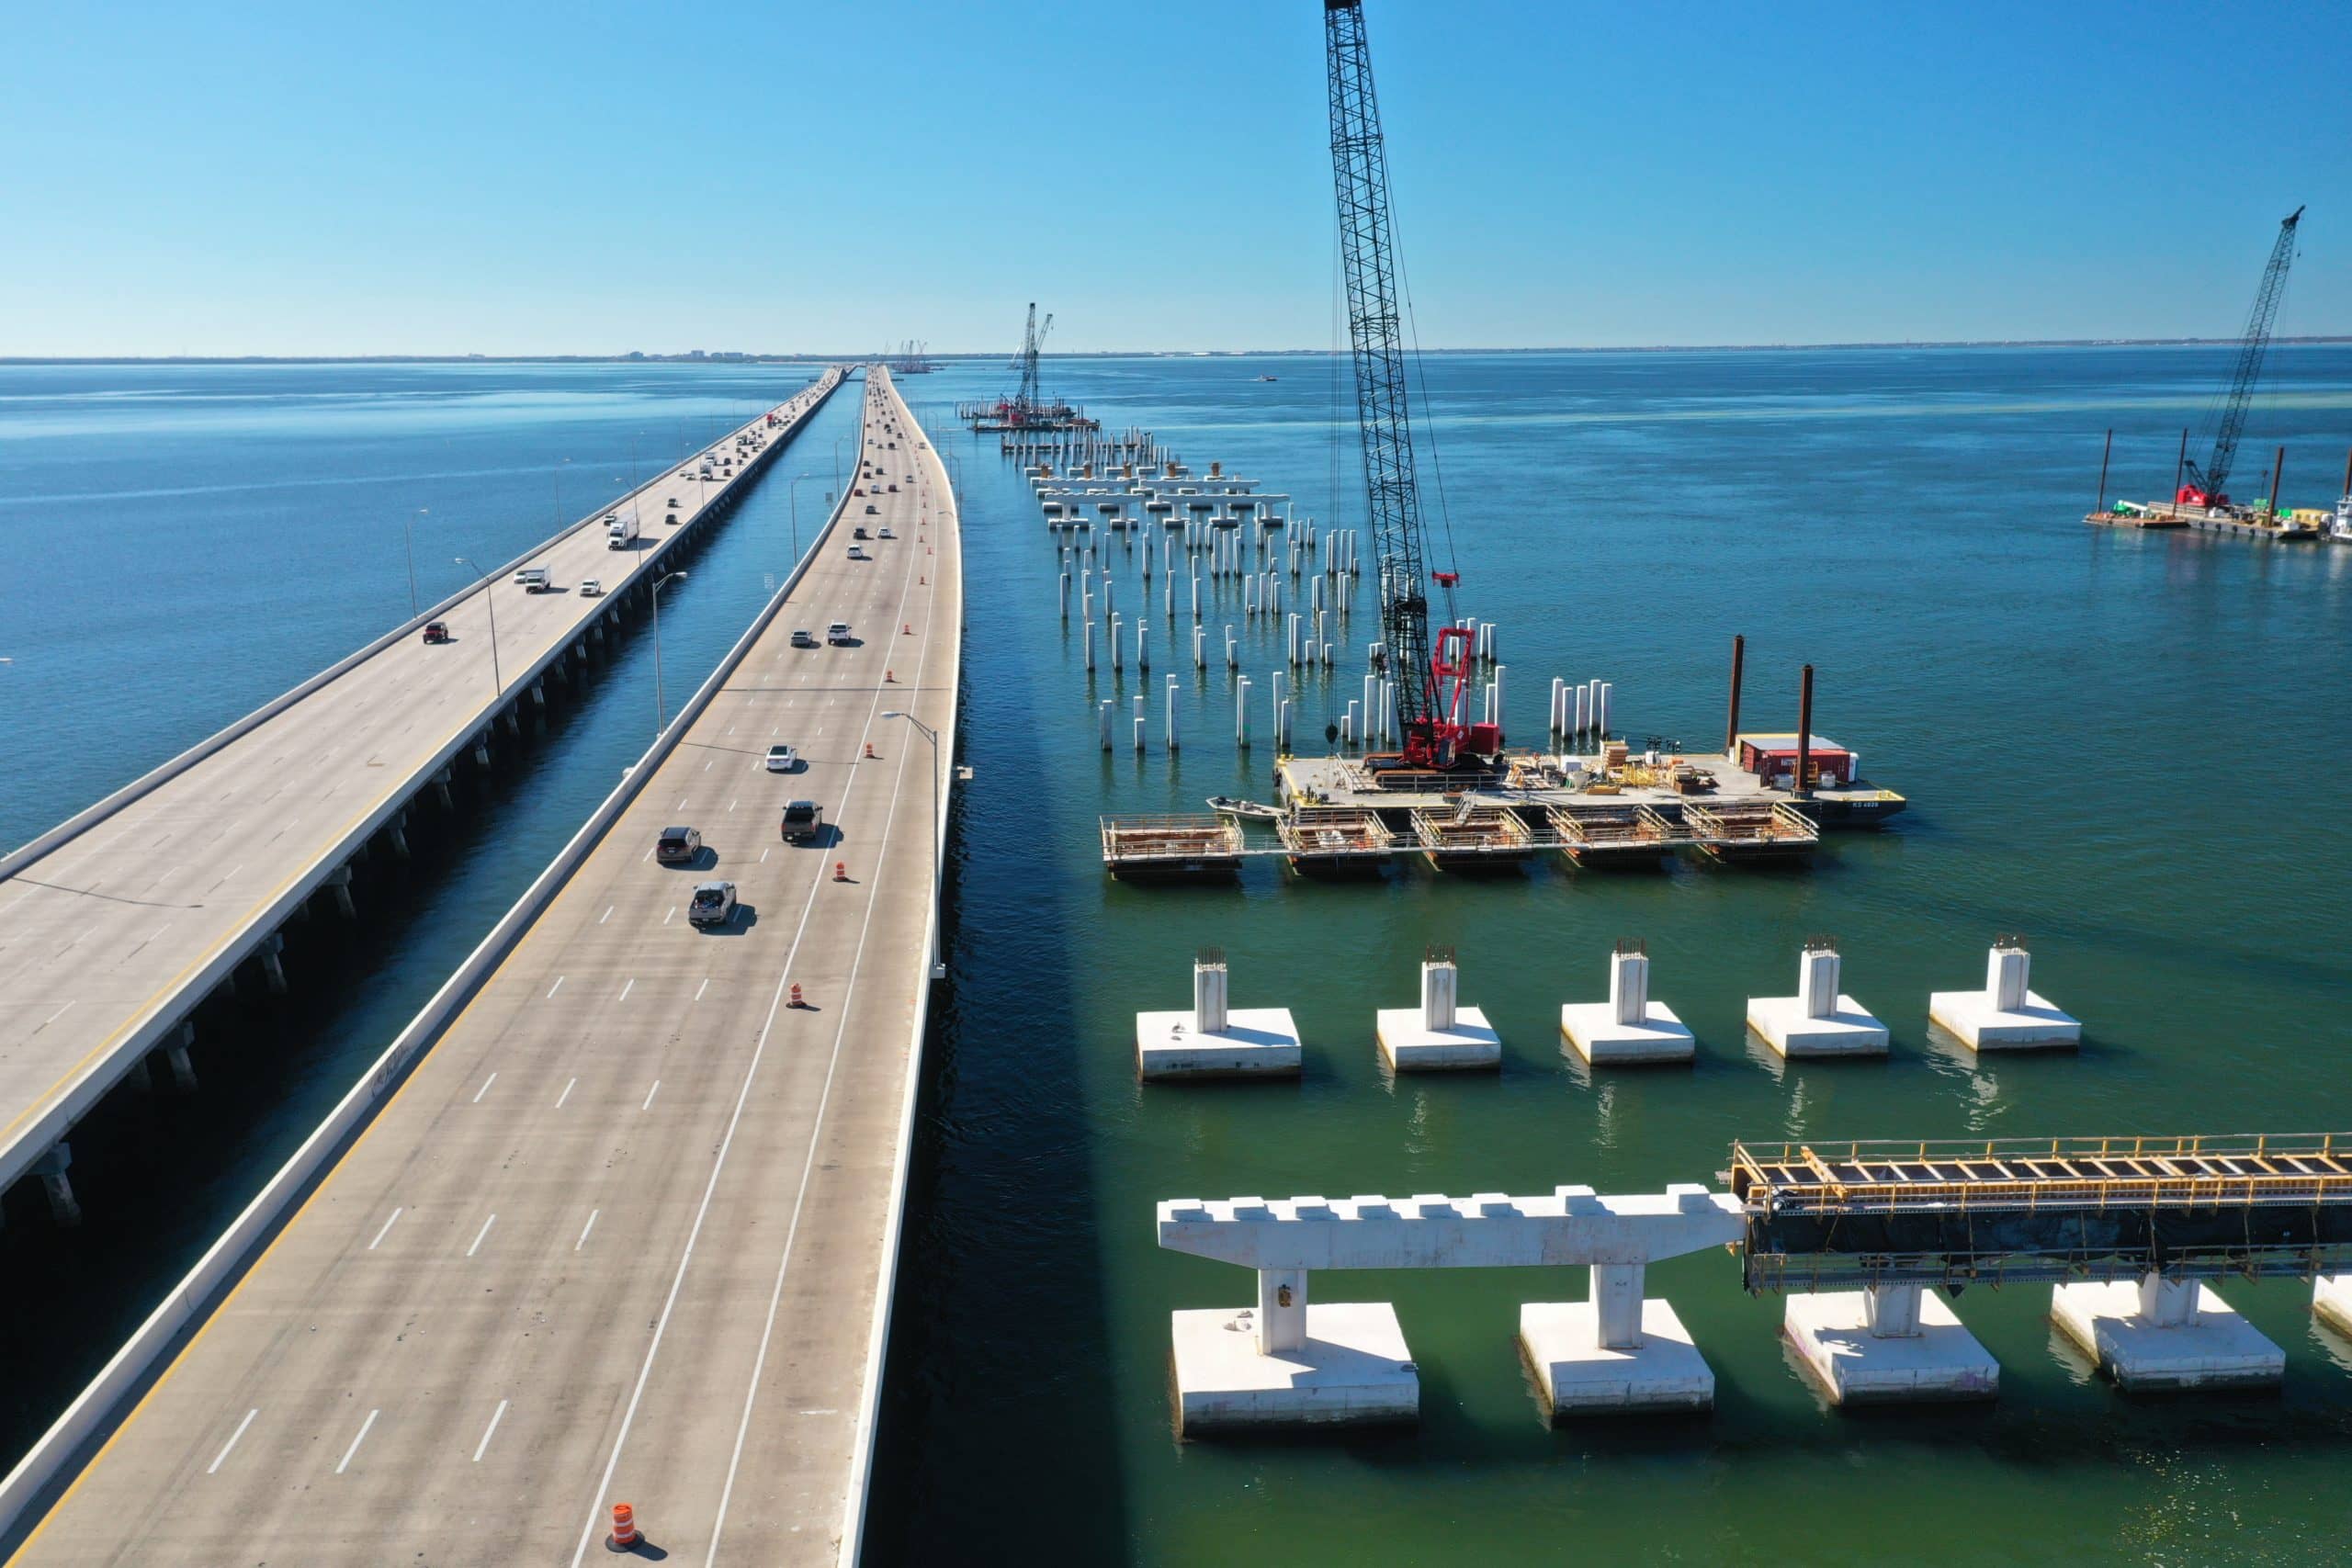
1;367;959;1564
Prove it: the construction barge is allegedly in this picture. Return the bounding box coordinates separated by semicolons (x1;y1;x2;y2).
1102;741;1901;880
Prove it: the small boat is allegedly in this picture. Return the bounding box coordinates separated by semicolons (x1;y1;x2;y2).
1206;795;1283;821
1253;374;1279;382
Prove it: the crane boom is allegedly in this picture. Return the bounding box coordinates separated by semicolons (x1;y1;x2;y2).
2180;206;2303;507
1325;0;1476;769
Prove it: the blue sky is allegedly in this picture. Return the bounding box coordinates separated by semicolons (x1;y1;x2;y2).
5;1;2346;356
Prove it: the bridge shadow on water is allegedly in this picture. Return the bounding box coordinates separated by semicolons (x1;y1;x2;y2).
864;520;1131;1562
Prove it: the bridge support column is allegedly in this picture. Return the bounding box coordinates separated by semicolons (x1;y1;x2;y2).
31;1144;81;1228
503;706;523;737
325;866;356;920
473;735;492;769
434;766;456;809
531;680;547;708
1783;1282;1998;1405
2051;1275;2283;1392
158;1021;199;1093
386;811;410;860
1520;1255;1715;1418
260;932;289;993
1256;1269;1306;1354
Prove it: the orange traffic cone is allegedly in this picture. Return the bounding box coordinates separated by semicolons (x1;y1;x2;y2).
833;861;848;882
863;740;876;759
789;983;804;1008
902;623;911;636
886;669;896;682
606;1503;640;1551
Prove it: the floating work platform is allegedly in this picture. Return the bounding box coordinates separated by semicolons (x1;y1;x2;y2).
2087;501;2321;540
1101;814;1243;879
1684;800;1820;861
1410;804;1537;869
1276;806;1395;874
1546;802;1685;867
1098;746;1900;879
1279;750;1905;828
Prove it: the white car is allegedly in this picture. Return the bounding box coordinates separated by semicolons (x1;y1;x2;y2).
876;526;895;539
765;744;801;773
846;545;870;560
827;622;853;645
579;578;604;597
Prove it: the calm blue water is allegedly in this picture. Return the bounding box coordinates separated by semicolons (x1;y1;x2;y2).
6;351;2352;1564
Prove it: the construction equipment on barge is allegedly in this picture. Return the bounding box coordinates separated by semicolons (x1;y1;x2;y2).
1327;0;1502;784
2088;206;2314;537
961;303;1097;432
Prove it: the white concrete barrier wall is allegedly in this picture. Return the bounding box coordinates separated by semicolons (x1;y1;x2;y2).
0;422;863;1546
839;380;962;1568
0;372;847;1197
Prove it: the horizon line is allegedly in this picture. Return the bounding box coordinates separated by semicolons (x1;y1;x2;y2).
6;334;2351;367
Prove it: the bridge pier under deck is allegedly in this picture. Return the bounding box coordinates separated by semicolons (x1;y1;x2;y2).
1783;1282;1999;1404
323;866;356;920
2051;1275;2285;1392
31;1144;80;1228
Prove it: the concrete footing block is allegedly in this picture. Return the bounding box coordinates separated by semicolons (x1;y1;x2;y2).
1928;990;2080;1050
2316;1275;2352;1339
1136;1008;1301;1080
1374;1006;1499;1071
1171;1303;1418;1435
1517;1299;1714;1416
1560;1001;1694;1065
2051;1281;2284;1392
1745;995;1889;1057
1783;1292;1999;1404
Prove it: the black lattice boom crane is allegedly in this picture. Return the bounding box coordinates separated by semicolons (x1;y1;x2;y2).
2179;206;2303;508
1325;0;1487;771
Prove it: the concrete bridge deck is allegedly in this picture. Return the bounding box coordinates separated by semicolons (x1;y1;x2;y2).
0;366;843;1211
5;367;960;1564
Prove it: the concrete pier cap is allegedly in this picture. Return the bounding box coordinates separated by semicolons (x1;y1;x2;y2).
1375;944;1500;1071
1158;1182;1742;1432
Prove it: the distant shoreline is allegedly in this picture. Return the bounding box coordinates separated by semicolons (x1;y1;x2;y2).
4;336;2348;367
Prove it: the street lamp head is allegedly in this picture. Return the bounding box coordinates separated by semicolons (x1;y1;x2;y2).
881;711;902;719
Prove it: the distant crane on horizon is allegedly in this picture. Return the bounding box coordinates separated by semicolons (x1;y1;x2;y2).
2177;206;2303;508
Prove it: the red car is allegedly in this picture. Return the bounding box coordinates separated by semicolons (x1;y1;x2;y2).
423;621;451;645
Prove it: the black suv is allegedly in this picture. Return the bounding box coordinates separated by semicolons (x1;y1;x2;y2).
655;826;703;865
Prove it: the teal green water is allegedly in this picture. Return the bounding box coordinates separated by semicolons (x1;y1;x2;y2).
873;347;2352;1565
